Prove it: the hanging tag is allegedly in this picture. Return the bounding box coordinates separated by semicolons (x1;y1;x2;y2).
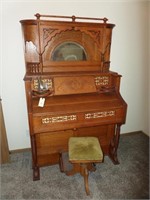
38;98;45;107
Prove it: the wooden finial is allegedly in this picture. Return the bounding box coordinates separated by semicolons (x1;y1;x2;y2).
72;15;76;22
35;13;41;20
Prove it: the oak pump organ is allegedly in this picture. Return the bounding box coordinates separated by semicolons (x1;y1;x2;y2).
20;14;127;180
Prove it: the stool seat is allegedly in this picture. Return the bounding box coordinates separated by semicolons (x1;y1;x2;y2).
68;136;103;195
69;137;103;163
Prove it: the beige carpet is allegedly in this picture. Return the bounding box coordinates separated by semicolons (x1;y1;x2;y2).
0;132;149;199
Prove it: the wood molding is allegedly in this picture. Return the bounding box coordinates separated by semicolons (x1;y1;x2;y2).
121;131;149;137
0;99;10;164
10;148;31;154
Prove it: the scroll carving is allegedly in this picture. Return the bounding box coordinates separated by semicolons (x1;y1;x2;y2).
42;27;102;53
42;28;59;50
43;28;58;40
42;27;74;53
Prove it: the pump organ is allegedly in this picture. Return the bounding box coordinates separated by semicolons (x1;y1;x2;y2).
20;14;127;180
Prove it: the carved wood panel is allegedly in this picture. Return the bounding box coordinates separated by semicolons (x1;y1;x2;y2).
54;76;97;95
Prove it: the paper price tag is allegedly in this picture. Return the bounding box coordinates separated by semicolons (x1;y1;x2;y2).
38;98;45;107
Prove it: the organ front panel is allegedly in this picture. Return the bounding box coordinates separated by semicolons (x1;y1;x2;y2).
20;14;127;180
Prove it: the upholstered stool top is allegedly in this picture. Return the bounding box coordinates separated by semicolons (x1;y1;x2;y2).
69;137;103;163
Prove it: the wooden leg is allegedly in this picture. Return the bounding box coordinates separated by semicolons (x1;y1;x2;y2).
66;163;80;176
84;168;90;195
33;166;40;181
31;135;40;181
87;163;96;172
59;152;76;175
59;151;97;195
59;152;64;172
80;164;90;195
109;124;121;164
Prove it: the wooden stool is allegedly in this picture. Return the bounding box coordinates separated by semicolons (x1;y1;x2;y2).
60;137;103;195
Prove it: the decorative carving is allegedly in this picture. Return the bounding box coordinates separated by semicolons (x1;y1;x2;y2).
103;61;110;72
101;42;111;62
43;28;59;46
43;28;57;40
54;76;97;95
42;114;77;124
25;41;39;62
35;13;108;23
27;62;40;73
109;124;121;164
85;111;115;119
42;28;101;54
95;76;109;86
88;30;101;44
33;78;53;90
42;27;73;53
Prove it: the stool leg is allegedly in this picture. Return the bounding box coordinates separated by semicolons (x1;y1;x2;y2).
59;153;64;172
81;164;90;195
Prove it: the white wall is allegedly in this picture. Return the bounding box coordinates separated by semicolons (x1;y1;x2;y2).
1;0;149;150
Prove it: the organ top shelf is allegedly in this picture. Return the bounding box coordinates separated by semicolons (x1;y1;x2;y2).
20;13;115;75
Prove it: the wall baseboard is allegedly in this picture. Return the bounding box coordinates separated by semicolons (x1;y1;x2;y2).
10;148;31;154
122;130;149;137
